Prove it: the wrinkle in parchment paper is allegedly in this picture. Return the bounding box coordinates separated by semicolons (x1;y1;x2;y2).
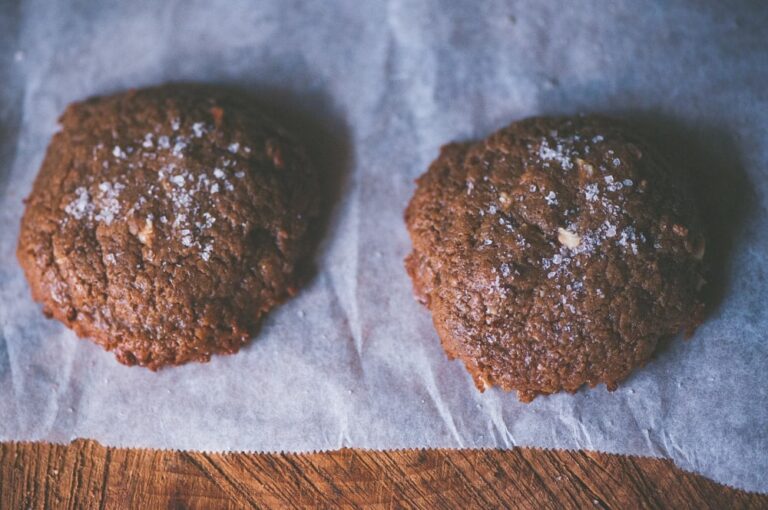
0;0;766;494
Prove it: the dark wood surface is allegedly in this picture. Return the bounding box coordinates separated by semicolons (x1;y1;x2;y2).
1;441;765;509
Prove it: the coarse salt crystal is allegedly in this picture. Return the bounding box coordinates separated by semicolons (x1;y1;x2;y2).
539;139;574;170
173;213;187;227
584;183;599;202
65;187;91;219
192;122;206;137
172;140;187;157
92;182;125;225
180;229;193;247
201;243;213;261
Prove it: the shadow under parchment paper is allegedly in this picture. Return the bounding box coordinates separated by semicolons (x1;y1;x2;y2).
618;113;756;318
240;84;354;284
238;84;354;351
622;114;756;363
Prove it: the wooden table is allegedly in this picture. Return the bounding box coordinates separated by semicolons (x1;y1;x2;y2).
1;441;764;508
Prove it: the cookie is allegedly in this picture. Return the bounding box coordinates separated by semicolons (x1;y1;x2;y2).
17;85;318;369
405;115;706;401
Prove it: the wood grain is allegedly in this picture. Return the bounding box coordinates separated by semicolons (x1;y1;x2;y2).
0;442;764;509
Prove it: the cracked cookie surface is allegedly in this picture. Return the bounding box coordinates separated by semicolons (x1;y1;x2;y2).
405;115;706;401
17;85;318;369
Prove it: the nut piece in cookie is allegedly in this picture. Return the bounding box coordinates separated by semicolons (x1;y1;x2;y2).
404;115;706;401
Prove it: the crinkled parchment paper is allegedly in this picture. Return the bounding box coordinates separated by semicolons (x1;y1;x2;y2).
1;0;766;493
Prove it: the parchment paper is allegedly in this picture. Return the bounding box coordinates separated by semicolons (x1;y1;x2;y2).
1;0;766;493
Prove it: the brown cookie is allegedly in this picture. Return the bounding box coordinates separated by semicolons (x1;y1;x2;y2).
17;85;318;369
405;115;706;401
